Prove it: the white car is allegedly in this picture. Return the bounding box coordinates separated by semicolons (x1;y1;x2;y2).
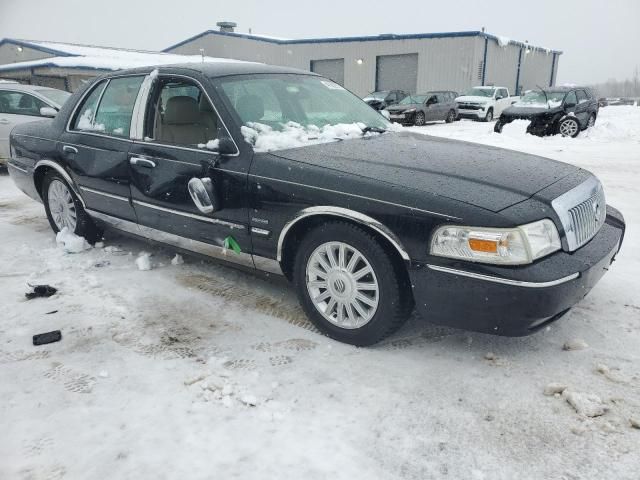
455;86;515;122
0;83;71;165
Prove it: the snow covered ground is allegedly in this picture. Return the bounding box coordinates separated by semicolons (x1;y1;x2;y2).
1;107;639;480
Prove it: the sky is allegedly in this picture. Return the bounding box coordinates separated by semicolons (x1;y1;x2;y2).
0;0;638;85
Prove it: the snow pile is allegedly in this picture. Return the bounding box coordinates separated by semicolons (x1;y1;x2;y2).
171;254;184;266
135;252;152;271
241;121;381;152
562;390;608;417
496;36;510;47
197;139;220;150
562;338;589;351
55;227;91;253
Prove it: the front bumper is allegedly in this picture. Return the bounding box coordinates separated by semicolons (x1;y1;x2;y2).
457;107;487;119
388;112;416;124
409;206;625;336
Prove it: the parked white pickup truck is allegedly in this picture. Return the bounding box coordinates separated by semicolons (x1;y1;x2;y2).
455;86;516;122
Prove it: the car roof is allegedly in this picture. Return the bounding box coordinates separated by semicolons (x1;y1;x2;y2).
0;83;64;93
542;86;589;92
104;61;316;79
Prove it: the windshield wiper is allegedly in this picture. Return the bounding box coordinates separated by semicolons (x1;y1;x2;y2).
360;125;387;134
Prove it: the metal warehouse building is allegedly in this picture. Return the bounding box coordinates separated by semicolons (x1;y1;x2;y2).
165;26;561;97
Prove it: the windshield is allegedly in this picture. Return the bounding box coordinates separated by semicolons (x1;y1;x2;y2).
365;91;389;100
216;74;391;152
35;89;71;107
399;95;428;105
515;90;566;108
463;87;496;97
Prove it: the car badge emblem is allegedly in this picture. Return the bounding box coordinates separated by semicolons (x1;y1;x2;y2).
593;202;601;223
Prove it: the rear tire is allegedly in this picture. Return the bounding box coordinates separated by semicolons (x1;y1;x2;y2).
293;221;412;346
42;171;102;244
587;113;596;129
445;109;456;123
414;112;426;126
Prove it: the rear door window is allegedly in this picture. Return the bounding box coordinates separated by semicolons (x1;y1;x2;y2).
564;91;578;105
72;80;108;131
93;76;145;137
576;90;589;104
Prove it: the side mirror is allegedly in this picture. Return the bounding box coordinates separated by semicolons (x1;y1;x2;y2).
208;137;237;156
188;177;219;214
40;106;57;118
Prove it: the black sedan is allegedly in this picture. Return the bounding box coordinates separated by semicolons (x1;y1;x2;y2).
7;63;625;346
495;86;599;137
386;91;458;125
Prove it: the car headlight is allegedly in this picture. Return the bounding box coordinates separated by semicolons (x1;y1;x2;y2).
404;108;416;113
430;219;561;265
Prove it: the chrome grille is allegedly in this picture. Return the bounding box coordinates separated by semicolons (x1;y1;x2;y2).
552;176;606;251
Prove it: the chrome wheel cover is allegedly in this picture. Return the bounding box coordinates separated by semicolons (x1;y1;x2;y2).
48;179;77;232
560;118;579;136
306;241;379;329
415;113;425;125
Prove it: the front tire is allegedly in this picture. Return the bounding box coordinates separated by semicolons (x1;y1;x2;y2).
483;108;494;122
42;171;102;243
293;222;412;346
558;117;580;137
414;112;426;126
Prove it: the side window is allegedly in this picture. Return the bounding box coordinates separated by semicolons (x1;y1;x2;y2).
147;77;221;148
72;81;108;131
499;88;509;99
576;90;588;104
220;78;284;124
386;92;397;103
93;76;145;137
564;91;578;106
0;91;47;116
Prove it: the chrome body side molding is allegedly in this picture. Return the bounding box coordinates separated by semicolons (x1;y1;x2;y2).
131;200;244;230
86;209;284;275
426;264;579;288
33;159;86;208
277;206;411;263
79;186;129;202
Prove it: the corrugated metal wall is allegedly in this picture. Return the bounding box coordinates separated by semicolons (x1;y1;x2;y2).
166;33;559;98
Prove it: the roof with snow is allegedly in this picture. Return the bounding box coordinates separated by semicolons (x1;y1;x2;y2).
164;29;562;55
0;38;250;74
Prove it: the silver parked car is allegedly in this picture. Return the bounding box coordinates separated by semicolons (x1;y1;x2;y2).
0;83;71;165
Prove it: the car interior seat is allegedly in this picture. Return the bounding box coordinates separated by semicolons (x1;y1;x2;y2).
160;96;210;145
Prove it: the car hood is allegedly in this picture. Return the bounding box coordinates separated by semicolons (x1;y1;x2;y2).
270;131;578;212
502;105;563;119
456;95;493;103
387;104;420;112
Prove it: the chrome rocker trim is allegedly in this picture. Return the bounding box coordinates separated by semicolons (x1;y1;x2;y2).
427;264;579;288
86;209;283;275
277;206;411;263
132;200;244;230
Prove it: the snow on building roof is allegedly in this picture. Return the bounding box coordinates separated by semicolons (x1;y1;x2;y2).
0;38;250;73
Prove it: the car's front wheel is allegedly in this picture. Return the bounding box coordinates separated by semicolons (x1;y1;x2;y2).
483;108;494;122
42;171;102;243
414;112;426;126
293;222;412;346
558;117;580;137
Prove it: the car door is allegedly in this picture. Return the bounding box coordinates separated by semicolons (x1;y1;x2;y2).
563;90;579;119
574;90;591;127
424;95;439;121
127;71;253;263
495;88;510;115
58;75;145;222
0;89;49;159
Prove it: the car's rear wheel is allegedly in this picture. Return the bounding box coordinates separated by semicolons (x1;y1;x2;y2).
42;171;102;243
587;113;596;129
445;109;456;123
558;117;580;137
293;222;412;346
483;108;494;122
414;112;426;126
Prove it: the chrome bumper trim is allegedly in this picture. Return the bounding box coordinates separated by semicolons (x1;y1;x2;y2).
427;264;579;288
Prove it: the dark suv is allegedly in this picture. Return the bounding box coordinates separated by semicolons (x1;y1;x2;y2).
362;90;408;111
495;86;599;137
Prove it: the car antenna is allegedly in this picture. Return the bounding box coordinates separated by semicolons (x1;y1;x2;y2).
536;84;549;109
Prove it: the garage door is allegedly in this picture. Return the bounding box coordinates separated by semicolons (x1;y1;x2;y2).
376;54;418;93
310;59;345;86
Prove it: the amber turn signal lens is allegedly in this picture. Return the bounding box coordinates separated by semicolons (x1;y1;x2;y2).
468;238;498;253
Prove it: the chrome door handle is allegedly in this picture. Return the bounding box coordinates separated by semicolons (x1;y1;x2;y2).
0;118;9;125
130;157;156;168
62;145;78;154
